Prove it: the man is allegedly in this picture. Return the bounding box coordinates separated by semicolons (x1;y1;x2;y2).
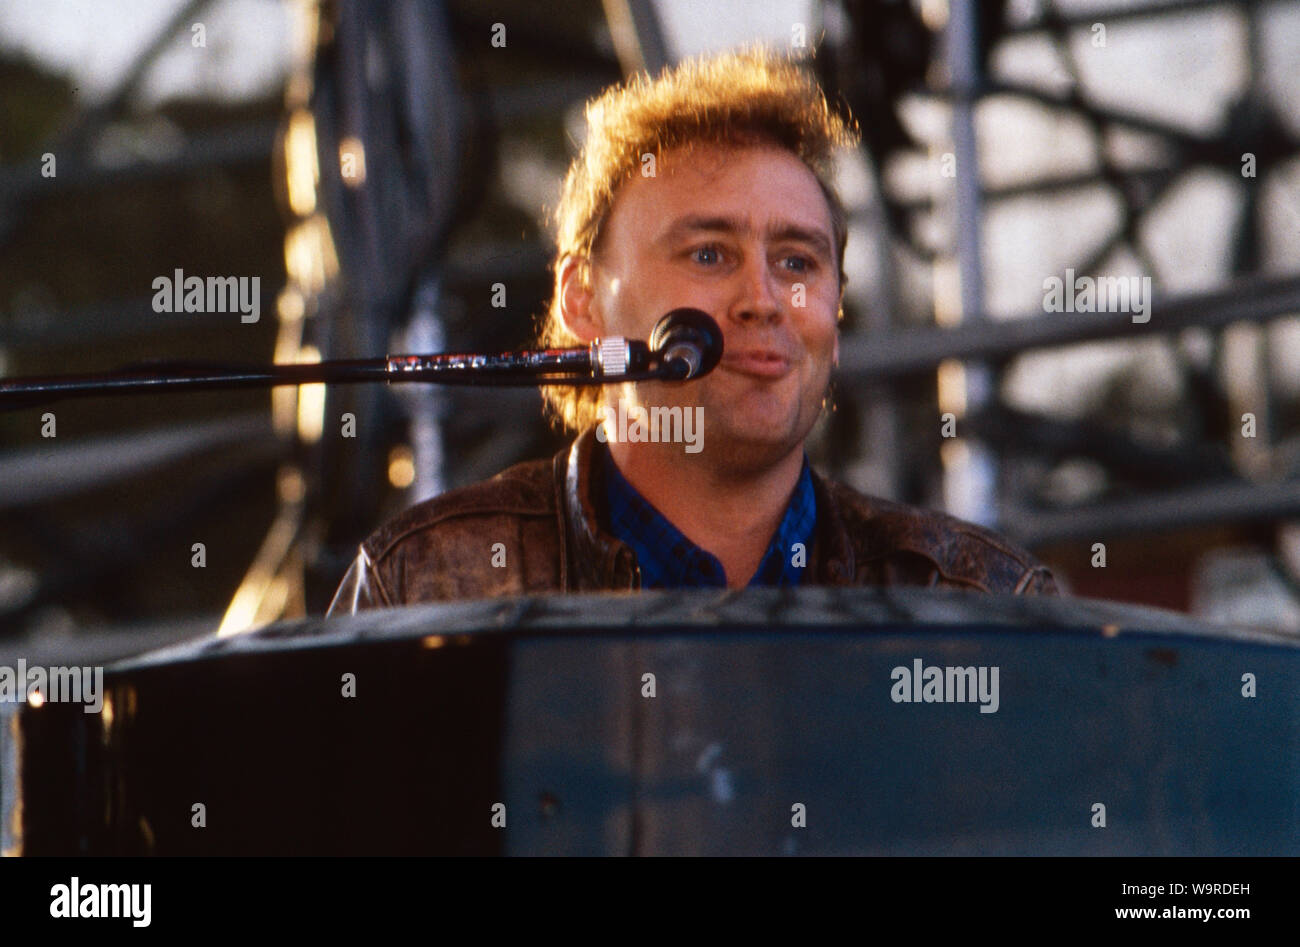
328;49;1057;615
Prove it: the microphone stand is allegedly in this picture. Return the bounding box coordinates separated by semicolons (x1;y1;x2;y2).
0;308;722;411
0;337;670;411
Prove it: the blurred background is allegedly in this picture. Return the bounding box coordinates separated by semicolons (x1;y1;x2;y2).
2;0;1300;644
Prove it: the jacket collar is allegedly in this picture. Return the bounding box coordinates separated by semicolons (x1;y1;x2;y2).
554;427;858;589
807;470;857;585
557;428;635;590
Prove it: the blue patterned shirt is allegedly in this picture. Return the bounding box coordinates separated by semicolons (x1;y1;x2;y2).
603;450;817;588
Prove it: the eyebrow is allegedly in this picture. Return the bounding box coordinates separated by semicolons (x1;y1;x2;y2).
658;214;834;261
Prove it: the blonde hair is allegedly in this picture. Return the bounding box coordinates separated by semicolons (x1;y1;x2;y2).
539;47;859;433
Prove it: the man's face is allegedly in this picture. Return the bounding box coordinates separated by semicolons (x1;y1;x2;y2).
574;142;841;472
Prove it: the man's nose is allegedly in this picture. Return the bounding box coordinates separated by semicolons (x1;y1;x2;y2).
727;253;783;326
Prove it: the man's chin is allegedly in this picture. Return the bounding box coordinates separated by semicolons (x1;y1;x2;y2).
698;415;809;472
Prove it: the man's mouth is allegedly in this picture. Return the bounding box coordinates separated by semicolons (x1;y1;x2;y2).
721;348;793;379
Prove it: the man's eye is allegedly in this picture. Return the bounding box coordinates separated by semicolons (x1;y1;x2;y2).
781;255;812;273
690;246;721;265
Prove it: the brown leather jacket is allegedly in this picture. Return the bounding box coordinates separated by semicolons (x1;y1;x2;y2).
327;428;1058;614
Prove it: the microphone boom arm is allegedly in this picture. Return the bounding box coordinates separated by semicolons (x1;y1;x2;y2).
0;310;723;410
0;338;668;410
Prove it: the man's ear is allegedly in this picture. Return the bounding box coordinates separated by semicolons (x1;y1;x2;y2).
557;254;602;342
832;329;840;369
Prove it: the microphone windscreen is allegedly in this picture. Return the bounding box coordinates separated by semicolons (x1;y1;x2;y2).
648;309;724;378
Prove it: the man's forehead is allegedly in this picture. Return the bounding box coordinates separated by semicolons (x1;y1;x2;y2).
626;143;832;229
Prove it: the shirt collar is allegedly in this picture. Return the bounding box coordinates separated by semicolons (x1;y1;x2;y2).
603;447;817;588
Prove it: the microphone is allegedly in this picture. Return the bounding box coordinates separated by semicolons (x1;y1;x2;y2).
648;309;724;380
